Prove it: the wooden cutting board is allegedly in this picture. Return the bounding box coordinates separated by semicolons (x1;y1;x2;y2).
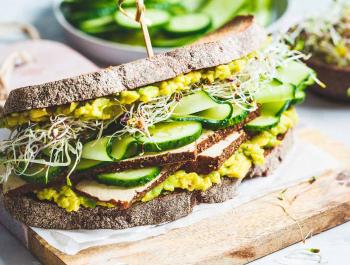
1;40;350;265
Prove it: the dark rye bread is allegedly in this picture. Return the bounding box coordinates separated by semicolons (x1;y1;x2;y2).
3;16;266;115
308;58;350;102
1;130;293;230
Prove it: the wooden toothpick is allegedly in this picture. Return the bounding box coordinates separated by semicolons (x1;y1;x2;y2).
118;0;154;59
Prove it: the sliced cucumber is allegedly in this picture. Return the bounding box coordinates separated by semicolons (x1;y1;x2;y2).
228;105;249;126
181;0;206;12
109;134;139;161
276;61;314;87
96;167;160;187
115;8;170;29
76;159;104;172
80;23;118;34
291;91;306;105
245;116;280;132
137;121;202;152
261;100;291;117
17;164;63;184
165;13;211;36
172;103;232;129
82;137;113;162
255;81;295;104
193;103;232;129
79;15;115;33
173;90;218;116
201;0;246;29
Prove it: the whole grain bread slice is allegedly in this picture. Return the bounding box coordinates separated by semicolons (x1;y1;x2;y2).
3;16;266;115
1;130;293;230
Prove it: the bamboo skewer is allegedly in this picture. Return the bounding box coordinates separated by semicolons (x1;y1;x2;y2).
118;0;154;58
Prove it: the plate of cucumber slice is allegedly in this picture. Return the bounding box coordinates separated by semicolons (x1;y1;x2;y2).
53;0;289;64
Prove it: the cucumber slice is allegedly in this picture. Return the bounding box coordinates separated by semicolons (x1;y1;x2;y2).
82;137;113;162
228;106;249;126
261;100;291;117
109;135;139;161
115;8;170;29
96;167;160;187
17;164;63;184
165;13;211;36
63;7;117;24
79;15;115;33
138;121;202;152
201;0;246;29
194;103;232;129
172;103;232;130
147;1;186;15
291;91;306;105
276;61;314;87
81;24;118;34
173;90;218;116
244;116;280;133
181;0;206;12
76;159;104;172
255;81;295;104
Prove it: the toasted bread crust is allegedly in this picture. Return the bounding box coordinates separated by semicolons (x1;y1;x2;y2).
3;16;266;115
2;130;293;230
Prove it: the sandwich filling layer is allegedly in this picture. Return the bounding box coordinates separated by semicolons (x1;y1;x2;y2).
35;109;297;212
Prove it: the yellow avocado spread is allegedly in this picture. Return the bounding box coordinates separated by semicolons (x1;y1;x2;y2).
35;109;297;212
36;185;114;212
2;57;249;128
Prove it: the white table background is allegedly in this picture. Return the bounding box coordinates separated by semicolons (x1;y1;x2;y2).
0;0;349;264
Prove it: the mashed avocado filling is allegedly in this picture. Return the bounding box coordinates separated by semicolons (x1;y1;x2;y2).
36;185;114;212
2;56;249;128
35;109;297;212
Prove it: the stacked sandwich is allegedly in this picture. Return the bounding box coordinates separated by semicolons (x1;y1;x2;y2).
0;17;316;230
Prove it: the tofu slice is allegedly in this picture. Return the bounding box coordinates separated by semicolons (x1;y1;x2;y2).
183;130;248;174
76;164;181;208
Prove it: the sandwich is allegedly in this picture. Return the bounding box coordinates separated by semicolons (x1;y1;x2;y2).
286;1;350;101
0;16;316;230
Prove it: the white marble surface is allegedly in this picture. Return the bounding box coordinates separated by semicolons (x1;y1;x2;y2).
0;0;349;264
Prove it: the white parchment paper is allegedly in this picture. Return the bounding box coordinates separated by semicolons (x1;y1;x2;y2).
32;139;341;255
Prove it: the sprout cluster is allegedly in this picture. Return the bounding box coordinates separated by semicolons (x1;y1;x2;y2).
0;116;107;183
204;36;310;109
287;0;350;67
